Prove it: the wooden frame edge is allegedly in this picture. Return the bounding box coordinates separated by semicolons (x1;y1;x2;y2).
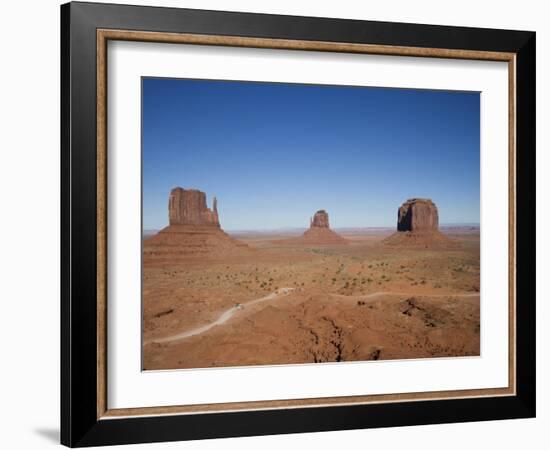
95;28;517;420
101;387;516;419
97;29;108;419
98;28;515;61
508;55;517;395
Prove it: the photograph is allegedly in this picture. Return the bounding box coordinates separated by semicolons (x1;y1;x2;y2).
141;78;481;371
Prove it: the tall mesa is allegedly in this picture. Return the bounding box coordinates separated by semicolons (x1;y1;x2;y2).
384;198;457;248
144;187;248;262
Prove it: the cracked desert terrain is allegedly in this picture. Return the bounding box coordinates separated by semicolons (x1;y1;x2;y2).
142;229;480;370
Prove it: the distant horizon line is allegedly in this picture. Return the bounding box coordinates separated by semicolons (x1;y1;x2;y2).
143;223;481;233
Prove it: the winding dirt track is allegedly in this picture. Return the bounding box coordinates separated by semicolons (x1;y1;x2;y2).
146;289;479;345
147;287;295;344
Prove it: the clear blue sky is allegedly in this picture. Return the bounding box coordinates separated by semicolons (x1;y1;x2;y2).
142;78;479;230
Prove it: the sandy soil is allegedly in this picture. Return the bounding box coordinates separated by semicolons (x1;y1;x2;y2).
142;231;480;370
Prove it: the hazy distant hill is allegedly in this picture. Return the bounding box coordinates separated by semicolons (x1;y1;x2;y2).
144;224;479;239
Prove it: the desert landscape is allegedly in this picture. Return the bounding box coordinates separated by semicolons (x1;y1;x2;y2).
142;188;480;370
141;78;481;371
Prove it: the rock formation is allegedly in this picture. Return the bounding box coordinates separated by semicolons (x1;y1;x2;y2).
310;210;330;228
279;210;348;245
397;198;438;232
169;188;220;227
383;198;457;248
144;187;248;262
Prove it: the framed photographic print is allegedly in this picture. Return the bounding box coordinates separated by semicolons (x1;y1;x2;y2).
61;2;536;447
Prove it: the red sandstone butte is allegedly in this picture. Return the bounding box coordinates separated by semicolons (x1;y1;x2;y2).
280;210;348;245
310;210;330;228
384;198;457;248
397;198;439;232
144;187;248;262
169;188;220;227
